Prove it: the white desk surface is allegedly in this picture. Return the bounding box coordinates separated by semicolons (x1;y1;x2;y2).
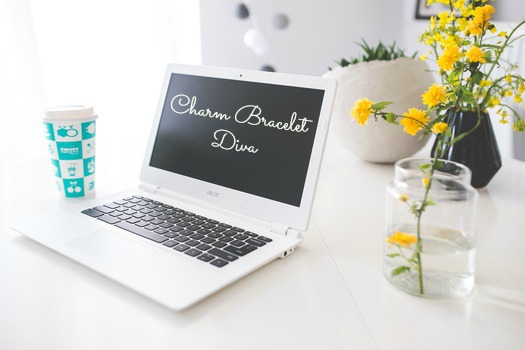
1;136;524;350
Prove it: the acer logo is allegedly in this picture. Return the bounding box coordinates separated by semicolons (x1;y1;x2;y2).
207;190;220;197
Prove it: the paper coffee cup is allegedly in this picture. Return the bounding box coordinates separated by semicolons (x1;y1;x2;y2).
43;105;98;198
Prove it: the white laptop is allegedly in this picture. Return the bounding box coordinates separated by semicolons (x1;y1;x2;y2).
11;64;336;311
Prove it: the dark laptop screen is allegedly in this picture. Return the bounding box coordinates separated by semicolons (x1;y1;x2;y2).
149;73;325;207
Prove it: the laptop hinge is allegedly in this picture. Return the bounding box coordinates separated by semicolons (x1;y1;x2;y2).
139;183;160;194
270;223;303;239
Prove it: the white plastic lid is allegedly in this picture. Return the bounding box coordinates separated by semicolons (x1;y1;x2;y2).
44;105;97;121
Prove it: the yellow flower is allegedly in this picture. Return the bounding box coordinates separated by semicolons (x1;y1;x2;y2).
499;31;508;37
398;194;409;202
515;95;523;104
479;80;492;88
488;97;500;107
422;177;431;188
386;231;418;247
438;11;453;28
422;84;447;108
351;98;374;126
437;44;461;71
400;108;430;136
420;54;428;61
505;74;512;83
466;46;486;63
465;4;495;35
432;122;449;134
519;84;525;94
505;90;513;97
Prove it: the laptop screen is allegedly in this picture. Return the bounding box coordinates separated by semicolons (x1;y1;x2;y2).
149;73;325;207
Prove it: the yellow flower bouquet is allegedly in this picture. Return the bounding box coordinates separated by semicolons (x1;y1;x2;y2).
350;0;525;297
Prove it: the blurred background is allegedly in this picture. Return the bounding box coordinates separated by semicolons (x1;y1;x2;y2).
1;0;524;179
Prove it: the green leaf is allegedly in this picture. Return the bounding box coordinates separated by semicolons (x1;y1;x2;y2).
386;113;398;123
371;101;393;111
386;253;401;258
392;266;410;276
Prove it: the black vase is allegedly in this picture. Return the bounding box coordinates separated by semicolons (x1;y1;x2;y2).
431;110;502;188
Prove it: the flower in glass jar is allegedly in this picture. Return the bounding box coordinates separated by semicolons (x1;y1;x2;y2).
386;231;418;247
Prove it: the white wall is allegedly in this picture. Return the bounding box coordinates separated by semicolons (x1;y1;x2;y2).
200;0;405;76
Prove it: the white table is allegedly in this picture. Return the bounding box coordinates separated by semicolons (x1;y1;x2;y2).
1;136;524;350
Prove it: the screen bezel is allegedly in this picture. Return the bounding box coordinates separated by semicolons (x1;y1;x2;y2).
140;64;336;231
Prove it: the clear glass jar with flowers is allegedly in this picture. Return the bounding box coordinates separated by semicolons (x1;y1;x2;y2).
350;0;525;297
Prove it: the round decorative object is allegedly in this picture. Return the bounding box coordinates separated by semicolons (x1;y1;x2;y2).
243;28;269;56
323;58;435;163
272;14;289;29
260;65;275;72
235;3;249;19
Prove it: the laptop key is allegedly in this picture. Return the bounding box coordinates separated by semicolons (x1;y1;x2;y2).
82;208;104;218
164;232;178;238
135;221;149;227
126;217;140;224
219;236;234;242
169;226;184;232
190;233;205;240
162;240;178;248
174;244;190;252
222;230;237;236
208;248;238;262
246;238;266;247
94;205;113;214
196;243;212;251
186;240;200;247
231;227;245;232
202;223;215;229
212;241;227;248
197;253;214;262
175;236;189;242
201;237;216;244
115;221;168;243
218;223;232;228
154;228;169;235
184;248;202;257
104;203;120;209
257;236;273;243
159;222;173;228
119;214;131;220
224;244;257;257
144;224;158;231
210;259;228;268
98;215;121;224
141;216;155;222
230;240;245;247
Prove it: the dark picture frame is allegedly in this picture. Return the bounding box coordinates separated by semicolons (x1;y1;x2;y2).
415;0;449;19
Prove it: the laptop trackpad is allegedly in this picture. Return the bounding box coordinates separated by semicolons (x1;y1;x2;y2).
65;229;155;264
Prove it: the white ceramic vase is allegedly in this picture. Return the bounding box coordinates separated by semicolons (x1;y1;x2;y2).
323;57;436;163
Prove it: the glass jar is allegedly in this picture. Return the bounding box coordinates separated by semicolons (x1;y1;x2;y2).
384;158;479;298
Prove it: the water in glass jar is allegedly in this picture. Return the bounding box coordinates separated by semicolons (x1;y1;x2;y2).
384;223;475;298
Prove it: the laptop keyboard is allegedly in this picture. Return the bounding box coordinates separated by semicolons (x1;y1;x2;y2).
81;195;272;268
